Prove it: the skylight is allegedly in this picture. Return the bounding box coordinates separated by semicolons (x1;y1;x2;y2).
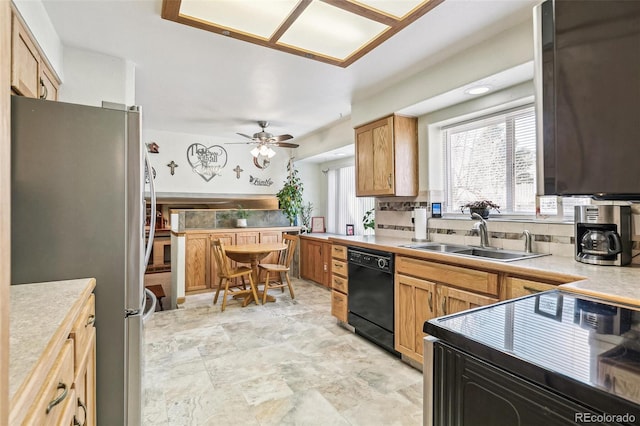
161;0;444;67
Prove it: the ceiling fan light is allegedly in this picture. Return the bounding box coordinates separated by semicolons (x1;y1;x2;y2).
251;147;260;157
259;144;269;156
266;147;276;158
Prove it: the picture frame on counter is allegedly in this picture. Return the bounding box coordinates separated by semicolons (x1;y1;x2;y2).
311;216;325;233
346;224;354;235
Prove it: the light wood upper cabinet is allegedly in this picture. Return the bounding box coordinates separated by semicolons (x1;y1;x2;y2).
10;8;59;100
355;114;418;197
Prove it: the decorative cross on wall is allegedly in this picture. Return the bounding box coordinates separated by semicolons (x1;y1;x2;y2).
167;161;178;176
233;165;244;179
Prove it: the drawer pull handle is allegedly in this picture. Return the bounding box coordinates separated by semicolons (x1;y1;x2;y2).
46;382;68;414
86;314;96;327
442;296;447;315
428;292;433;312
523;286;543;294
77;397;87;426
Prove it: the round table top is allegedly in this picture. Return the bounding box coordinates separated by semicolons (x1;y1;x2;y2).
224;243;287;254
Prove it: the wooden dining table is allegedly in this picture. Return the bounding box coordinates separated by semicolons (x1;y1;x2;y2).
224;242;287;304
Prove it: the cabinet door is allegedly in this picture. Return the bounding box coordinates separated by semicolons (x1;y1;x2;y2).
300;238;326;285
236;231;259;245
437;285;499;317
11;13;40;98
185;233;210;292
74;328;96;426
434;342;606;426
209;232;234;289
504;276;557;300
395;274;436;362
355;116;394;196
259;230;282;265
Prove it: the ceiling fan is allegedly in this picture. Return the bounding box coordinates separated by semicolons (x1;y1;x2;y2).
230;121;298;158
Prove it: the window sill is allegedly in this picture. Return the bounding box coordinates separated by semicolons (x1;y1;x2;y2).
439;214;574;225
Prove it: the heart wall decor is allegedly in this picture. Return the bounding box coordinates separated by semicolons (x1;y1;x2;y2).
186;143;228;182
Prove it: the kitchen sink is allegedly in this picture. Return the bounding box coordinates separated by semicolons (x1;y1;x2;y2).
402;242;549;262
403;242;471;253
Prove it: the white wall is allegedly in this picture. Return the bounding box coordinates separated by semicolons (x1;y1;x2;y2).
351;19;534;127
294;117;353;160
59;47;135;107
12;0;64;80
143;128;321;199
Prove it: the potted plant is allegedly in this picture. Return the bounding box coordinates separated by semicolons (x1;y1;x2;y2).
362;208;375;234
460;200;500;219
300;201;313;233
276;159;304;226
235;205;249;227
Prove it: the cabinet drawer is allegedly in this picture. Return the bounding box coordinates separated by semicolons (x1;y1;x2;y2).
504;277;557;300
331;245;347;260
332;275;348;293
23;339;75;426
331;259;348;278
69;294;95;375
331;290;348;322
396;256;498;296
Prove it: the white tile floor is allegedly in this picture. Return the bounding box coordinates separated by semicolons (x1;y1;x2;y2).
143;278;423;425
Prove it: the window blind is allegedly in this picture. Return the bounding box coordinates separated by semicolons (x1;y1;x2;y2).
444;105;536;214
326;165;374;235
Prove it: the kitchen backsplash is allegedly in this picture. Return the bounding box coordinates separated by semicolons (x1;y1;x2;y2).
374;194;640;264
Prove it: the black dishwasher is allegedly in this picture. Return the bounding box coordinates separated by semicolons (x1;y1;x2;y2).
347;247;399;356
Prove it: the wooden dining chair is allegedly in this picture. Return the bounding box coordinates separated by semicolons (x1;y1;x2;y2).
258;234;298;304
211;239;259;311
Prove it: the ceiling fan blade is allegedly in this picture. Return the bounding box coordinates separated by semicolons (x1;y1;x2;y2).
236;132;255;139
272;134;293;142
225;142;254;145
274;142;299;148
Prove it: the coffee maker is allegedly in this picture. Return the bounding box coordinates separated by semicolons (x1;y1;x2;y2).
575;205;631;266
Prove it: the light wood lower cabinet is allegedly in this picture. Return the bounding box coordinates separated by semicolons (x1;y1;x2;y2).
395;255;499;364
185;229;288;294
185;233;210;292
395;275;435;360
330;244;348;321
502;276;559;300
11;282;96;426
300;237;331;288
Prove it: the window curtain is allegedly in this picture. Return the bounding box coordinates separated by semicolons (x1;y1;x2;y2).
326;165;374;235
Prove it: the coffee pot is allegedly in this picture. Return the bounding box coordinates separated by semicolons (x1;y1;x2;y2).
575;205;631;266
580;230;622;256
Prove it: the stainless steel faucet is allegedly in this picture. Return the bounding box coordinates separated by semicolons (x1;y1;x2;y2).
523;230;533;253
471;213;489;248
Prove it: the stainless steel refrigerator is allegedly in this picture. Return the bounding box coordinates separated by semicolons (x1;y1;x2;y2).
10;95;156;425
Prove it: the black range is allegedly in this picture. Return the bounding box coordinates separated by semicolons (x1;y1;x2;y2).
424;290;640;425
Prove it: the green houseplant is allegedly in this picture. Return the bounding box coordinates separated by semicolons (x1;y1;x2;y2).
236;205;249;227
277;160;304;226
460;200;500;219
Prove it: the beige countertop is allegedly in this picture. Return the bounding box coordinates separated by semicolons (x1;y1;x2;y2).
9;278;96;402
328;235;640;306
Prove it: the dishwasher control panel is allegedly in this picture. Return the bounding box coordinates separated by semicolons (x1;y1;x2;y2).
348;247;393;273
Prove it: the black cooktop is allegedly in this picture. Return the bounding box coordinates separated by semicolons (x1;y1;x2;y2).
425;290;640;415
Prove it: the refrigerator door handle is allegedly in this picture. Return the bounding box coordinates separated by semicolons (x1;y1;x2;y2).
144;150;156;269
143;288;156;322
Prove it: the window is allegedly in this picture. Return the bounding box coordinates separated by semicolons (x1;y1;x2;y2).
327;165;375;235
444;105;536;214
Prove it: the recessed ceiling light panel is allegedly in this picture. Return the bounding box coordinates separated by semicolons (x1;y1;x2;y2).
179;0;298;39
352;0;430;19
277;2;389;60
